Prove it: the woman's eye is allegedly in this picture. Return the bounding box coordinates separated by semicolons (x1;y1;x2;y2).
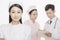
18;12;20;13
12;12;15;13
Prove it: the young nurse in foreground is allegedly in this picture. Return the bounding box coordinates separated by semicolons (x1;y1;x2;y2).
0;4;31;40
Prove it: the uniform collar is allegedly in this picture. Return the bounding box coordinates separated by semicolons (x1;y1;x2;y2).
10;22;21;26
49;16;58;23
29;19;36;24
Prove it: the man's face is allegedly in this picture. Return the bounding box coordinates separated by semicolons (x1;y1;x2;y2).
46;9;55;19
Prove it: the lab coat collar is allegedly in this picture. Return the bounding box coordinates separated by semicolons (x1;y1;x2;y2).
49;16;58;23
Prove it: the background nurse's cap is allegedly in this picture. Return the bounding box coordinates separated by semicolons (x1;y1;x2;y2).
27;6;37;13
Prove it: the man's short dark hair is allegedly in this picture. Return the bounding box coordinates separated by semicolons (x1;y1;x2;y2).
45;4;55;11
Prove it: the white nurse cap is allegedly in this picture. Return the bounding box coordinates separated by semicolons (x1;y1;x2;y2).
27;6;37;13
9;1;23;7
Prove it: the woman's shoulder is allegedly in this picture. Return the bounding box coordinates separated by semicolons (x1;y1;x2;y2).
22;24;31;29
0;24;11;28
21;24;31;35
35;22;40;26
20;24;31;32
21;24;30;28
0;24;11;30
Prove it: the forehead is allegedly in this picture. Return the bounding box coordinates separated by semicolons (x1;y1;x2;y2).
11;6;21;11
31;10;37;14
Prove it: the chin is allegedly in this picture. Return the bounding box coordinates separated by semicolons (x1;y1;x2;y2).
14;19;19;22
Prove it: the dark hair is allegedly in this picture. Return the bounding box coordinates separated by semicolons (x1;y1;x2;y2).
45;4;55;11
29;9;37;15
9;4;23;24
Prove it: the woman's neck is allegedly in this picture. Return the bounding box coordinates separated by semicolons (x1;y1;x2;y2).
11;21;20;25
30;19;35;24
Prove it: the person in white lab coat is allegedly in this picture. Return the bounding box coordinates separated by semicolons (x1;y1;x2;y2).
0;4;31;40
44;4;60;40
24;6;40;40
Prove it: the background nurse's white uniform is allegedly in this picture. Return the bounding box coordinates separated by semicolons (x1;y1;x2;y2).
24;20;40;40
44;16;60;40
0;23;31;40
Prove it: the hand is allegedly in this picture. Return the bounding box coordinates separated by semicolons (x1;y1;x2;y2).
0;38;5;40
44;32;52;37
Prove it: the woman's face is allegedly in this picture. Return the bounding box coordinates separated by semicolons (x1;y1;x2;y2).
9;6;22;22
29;10;38;21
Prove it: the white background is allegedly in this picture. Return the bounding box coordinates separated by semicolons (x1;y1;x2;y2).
0;0;60;40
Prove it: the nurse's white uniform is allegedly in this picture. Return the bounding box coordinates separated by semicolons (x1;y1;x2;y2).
0;23;31;40
44;16;60;40
24;20;40;40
